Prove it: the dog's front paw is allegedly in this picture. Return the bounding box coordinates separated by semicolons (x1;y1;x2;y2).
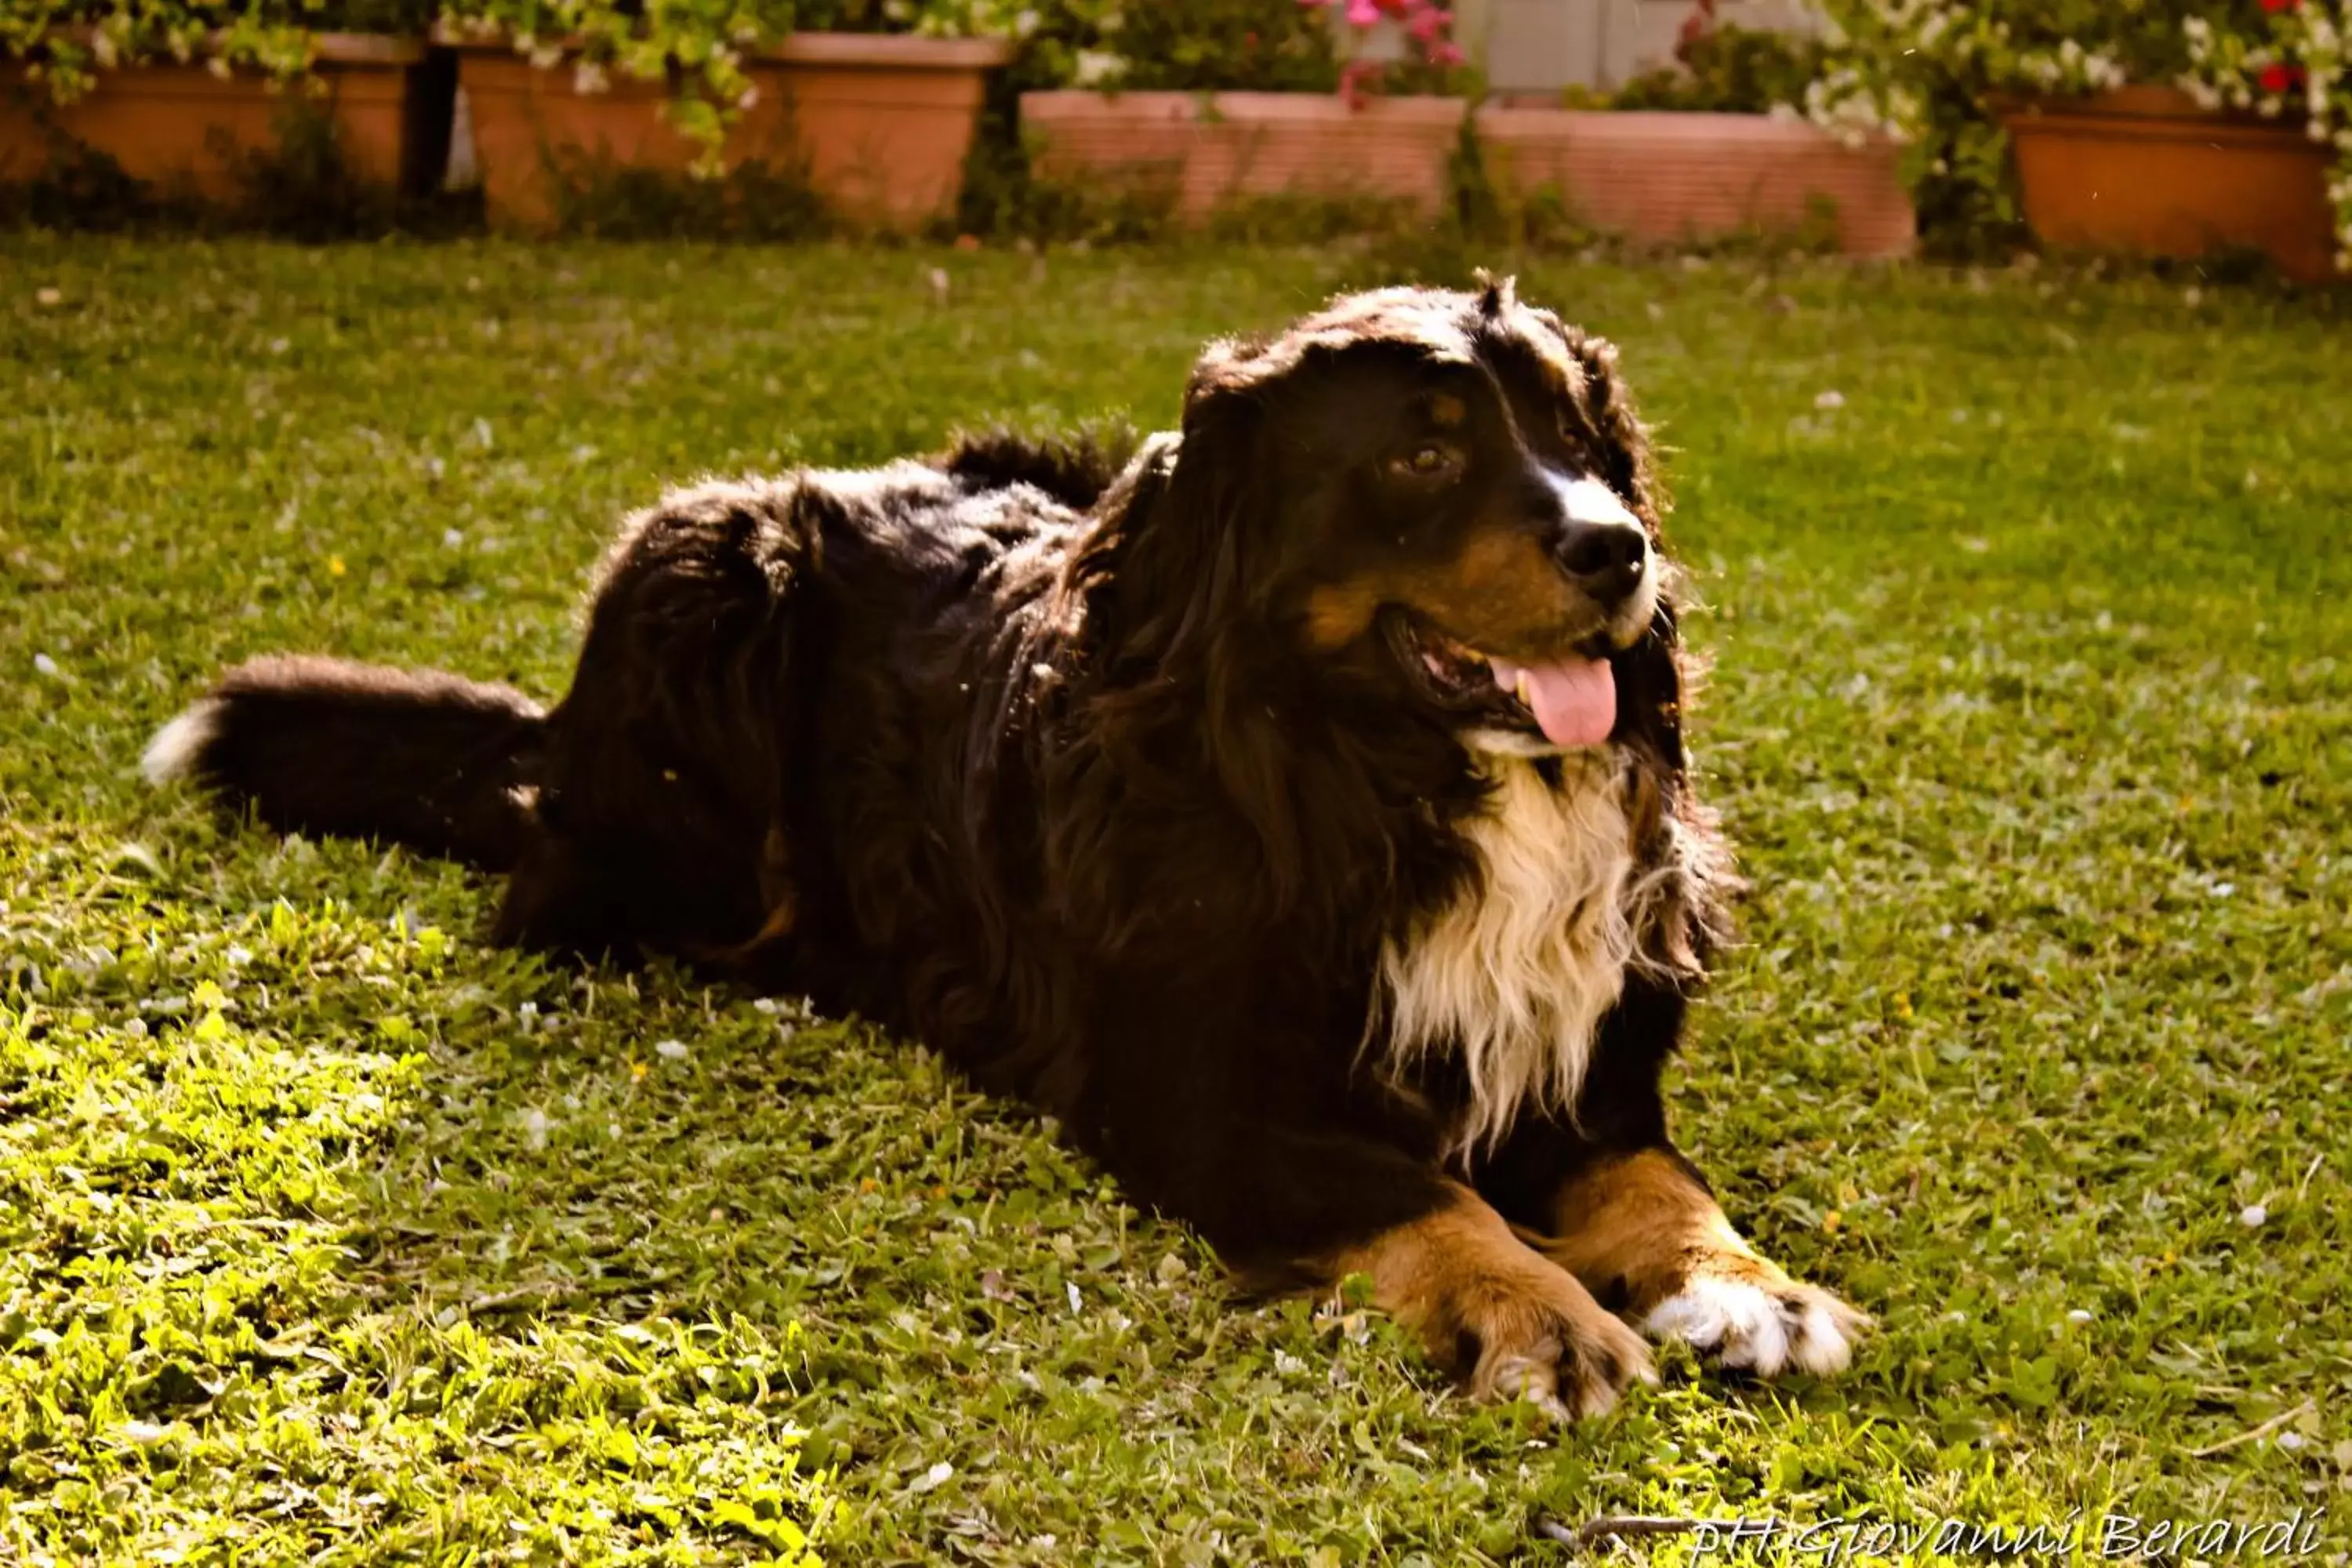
1642;1267;1865;1378
1465;1279;1657;1420
1335;1187;1657;1419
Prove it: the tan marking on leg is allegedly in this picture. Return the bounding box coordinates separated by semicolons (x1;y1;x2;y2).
1537;1150;1866;1378
1541;1149;1759;1308
1330;1183;1653;1417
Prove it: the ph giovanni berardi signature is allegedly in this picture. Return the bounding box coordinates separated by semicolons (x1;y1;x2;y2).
1681;1509;2329;1563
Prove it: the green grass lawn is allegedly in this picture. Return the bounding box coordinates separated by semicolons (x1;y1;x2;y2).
2;236;2348;1564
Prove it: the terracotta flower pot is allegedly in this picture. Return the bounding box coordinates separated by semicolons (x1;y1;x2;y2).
1019;90;1468;223
445;31;1011;234
2002;85;2336;283
0;33;434;201
1475;107;1916;259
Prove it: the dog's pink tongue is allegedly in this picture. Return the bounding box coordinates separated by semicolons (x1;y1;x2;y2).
1493;655;1617;748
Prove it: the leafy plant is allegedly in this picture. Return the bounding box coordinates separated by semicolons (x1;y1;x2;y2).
0;0;417;103
1042;0;1341;94
1302;0;1471;104
1802;0;2350;269
2182;2;2352;274
1610;21;1826;114
429;0;1032;168
2;0;470;103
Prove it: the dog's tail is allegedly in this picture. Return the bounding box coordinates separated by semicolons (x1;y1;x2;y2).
143;655;548;871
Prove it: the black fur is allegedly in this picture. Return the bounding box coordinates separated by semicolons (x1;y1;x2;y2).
154;285;1732;1301
165;655;545;868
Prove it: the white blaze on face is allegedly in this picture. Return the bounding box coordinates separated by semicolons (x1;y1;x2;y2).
1457;471;1650;753
1545;471;1641;532
1545;470;1660;625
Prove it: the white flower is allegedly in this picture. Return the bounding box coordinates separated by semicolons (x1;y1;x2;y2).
2240;1203;2268;1228
1073;49;1123;88
655;1038;688;1060
573;60;608;94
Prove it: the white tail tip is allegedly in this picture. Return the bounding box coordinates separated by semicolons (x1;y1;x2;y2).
141;699;223;786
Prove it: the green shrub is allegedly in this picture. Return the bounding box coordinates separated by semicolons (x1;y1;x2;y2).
1059;0;1341;94
1610;22;1825;115
1;0;434;102
3;0;1031;173
1802;0;2350;267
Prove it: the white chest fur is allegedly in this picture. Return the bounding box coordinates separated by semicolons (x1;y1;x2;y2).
1376;755;1639;1158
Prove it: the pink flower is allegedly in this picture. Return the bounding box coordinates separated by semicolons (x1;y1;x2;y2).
1429;40;1465;67
1345;0;1380;26
1406;5;1450;42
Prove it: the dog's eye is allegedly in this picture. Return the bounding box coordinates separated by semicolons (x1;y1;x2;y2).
1389;443;1462;482
1555;408;1593;461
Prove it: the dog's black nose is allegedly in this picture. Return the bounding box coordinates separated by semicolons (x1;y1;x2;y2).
1556;517;1650;603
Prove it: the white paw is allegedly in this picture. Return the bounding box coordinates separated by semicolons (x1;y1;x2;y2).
1641;1274;1861;1378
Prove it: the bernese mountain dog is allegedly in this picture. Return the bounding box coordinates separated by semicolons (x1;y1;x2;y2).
144;277;1863;1417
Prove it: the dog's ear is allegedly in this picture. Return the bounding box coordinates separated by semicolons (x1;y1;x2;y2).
1066;350;1280;677
1054;345;1342;917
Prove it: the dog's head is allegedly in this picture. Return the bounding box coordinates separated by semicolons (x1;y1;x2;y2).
1075;278;1673;760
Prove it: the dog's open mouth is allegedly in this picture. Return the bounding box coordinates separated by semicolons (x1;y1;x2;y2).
1389;616;1618;749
